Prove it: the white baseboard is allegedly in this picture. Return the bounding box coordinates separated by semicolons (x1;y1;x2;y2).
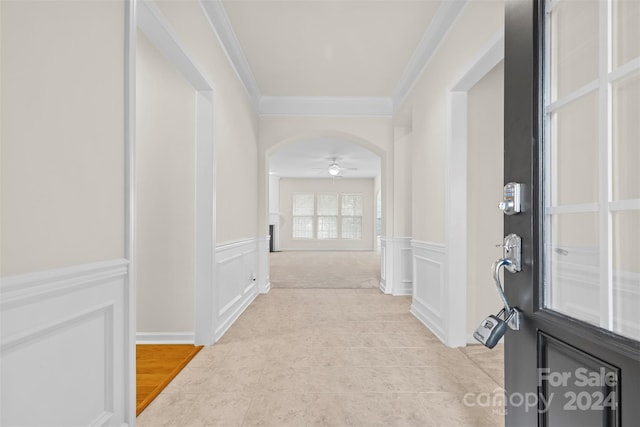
260;281;271;294
411;298;447;345
136;332;195;344
392;288;413;296
379;281;388;294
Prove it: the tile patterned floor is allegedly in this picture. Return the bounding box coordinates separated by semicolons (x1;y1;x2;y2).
137;289;505;426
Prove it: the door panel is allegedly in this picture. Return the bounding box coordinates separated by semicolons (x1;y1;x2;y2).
504;1;640;426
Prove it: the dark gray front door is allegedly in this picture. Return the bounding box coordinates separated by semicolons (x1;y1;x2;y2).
503;1;640;426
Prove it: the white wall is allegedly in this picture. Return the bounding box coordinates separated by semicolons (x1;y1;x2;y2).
148;2;266;345
1;1;132;425
154;1;259;243
136;32;195;334
258;116;394;239
398;1;505;346
402;1;504;244
393;130;412;237
466;61;505;336
279;178;375;251
1;0;124;276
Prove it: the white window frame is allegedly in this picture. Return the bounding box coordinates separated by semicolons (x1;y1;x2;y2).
340;193;363;240
317;192;338;240
292;193;315;240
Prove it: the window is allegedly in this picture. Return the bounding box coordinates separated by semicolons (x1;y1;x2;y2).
341;193;363;239
292;193;314;239
543;0;640;340
317;193;338;239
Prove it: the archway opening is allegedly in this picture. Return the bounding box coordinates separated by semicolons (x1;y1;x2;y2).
267;137;382;289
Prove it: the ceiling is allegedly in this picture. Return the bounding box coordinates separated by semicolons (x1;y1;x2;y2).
218;0;452;177
222;0;441;97
269;138;380;179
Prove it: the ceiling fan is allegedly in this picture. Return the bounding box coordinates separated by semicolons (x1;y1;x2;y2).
313;158;358;178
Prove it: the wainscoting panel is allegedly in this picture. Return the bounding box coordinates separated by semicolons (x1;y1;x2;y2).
379;237;413;296
213;238;266;342
410;240;447;343
257;236;271;294
0;259;130;426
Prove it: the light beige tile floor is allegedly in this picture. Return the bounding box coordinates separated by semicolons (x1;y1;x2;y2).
137;288;505;427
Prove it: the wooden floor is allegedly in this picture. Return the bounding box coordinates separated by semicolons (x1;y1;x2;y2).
136;344;203;416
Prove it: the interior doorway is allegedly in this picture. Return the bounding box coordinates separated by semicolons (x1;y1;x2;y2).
134;1;215;346
267;138;382;289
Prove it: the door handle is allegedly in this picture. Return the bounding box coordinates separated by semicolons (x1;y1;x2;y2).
473;234;523;349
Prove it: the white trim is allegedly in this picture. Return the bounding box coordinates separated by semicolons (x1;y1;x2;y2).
138;0;213;91
410;240;446;252
194;91;216;346
259;96;393;117
0;259;128;307
546;203;600;215
124;1;136;424
199;0;261;108
392;0;468;110
197;0;469;116
214;238;261;341
135;0;217;346
257;236;271;294
216;238;258;251
135;332;195;344
451;33;504;92
380;236;413;296
410;240;448;344
545;80;599;114
214;290;258;342
443;32;505;348
608;56;640;83
0;260;128;425
609;199;640;211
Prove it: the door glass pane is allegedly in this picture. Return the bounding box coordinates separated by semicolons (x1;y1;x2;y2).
613;72;640;201
613;0;640;68
547;213;600;326
549;0;599;101
551;91;599;205
612;210;640;340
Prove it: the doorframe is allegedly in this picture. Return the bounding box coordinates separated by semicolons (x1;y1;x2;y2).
126;0;216;361
445;32;504;346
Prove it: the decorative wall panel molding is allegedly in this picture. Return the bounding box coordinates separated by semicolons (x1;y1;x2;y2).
213;238;266;342
379;237;413;295
410;241;447;344
1;259;130;426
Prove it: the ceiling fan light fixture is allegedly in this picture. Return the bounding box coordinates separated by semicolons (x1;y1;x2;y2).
328;164;341;176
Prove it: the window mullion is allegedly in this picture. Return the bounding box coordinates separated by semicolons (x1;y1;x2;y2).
598;0;613;330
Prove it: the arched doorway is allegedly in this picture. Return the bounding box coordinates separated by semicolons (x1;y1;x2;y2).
267;137;382;289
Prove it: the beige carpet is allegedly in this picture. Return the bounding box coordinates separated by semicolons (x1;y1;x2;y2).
137;288;504;426
270;251;381;289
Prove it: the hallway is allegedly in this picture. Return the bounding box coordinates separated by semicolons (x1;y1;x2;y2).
137;289;504;426
270;251;381;289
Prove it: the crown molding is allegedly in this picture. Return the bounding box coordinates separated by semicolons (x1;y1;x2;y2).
198;0;467;117
392;0;468;112
200;0;261;109
259;96;393;117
